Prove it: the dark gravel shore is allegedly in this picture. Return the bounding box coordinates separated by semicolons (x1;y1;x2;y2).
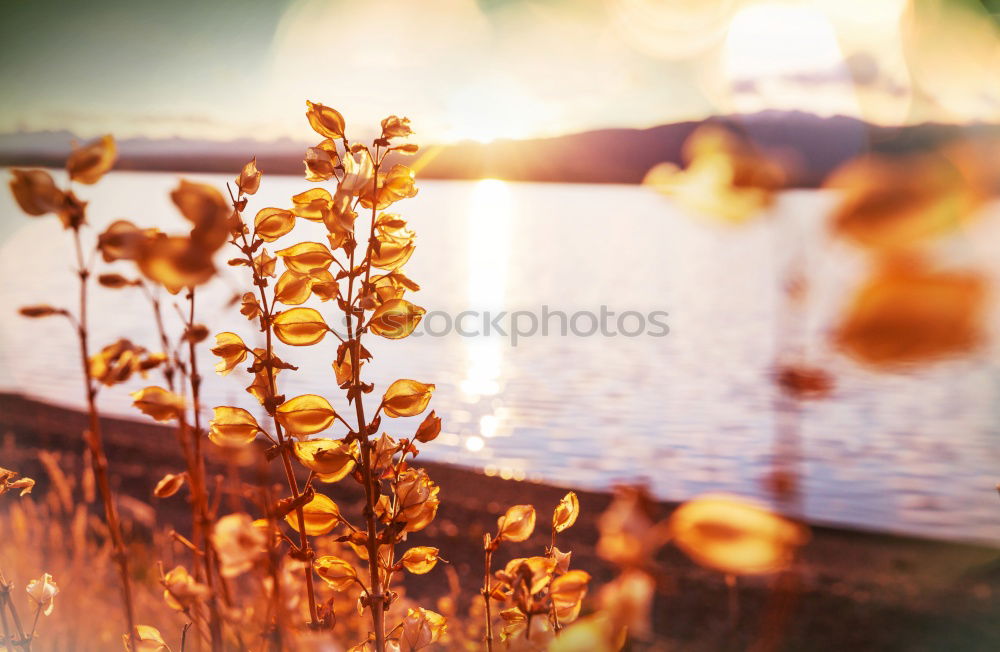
2;392;998;651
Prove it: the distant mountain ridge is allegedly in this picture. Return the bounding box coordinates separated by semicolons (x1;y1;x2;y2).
1;112;996;187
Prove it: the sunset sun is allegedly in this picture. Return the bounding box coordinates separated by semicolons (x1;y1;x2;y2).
445;77;549;143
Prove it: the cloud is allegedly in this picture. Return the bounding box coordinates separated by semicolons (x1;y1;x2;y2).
731;53;910;101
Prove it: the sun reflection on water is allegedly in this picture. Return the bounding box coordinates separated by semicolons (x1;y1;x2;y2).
461;179;511;399
461;179;513;458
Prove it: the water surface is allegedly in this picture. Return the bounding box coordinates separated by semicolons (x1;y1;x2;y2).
1;170;998;544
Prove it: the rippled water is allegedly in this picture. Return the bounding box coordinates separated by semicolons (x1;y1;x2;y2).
1;170;999;544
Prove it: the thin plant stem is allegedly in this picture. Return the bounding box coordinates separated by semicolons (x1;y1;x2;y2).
183;290;211;578
726;574;740;632
186;290;206;501
140;282;176;391
177;413;223;649
548;528;562;635
482;544;495;652
260;296;321;627
0;571;25;651
230;190;320;627
259;472;287;650
155;287;227;650
70;226;137;648
347;148;387;651
0;605;12;652
26;607;40;648
0;575;26;650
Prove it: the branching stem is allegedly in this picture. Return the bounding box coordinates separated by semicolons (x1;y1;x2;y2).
181;288;225;650
231;191;320;627
347;148;388;652
71;226;137;648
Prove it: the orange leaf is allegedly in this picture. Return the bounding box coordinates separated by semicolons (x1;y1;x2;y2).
304;139;339;182
414;411;441;443
835;264;985;367
210;332;248;376
276;394;337;436
286;493;340;536
497;505;536;543
137;235;214;294
313;555;356;590
293;439;356;482
291;187;333;222
381;115;413;139
208;406;261;447
67;134;117;185
382;379;435;418
668;494;809;575
236;157;262;196
254;207;296;242
305;101;346;139
153;472;187;498
9;169;66;216
274;270;314;306
400;546;440;574
272;307;329;346
131;386;185;422
276;241;334;274
369;299;424;339
553;492;580;533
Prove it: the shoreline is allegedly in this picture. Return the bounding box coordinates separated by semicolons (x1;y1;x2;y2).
1;389;992;548
2;392;999;649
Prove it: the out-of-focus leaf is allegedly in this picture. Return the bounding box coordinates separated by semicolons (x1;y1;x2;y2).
67;134;117;184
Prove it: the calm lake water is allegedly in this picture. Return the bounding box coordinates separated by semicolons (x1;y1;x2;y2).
1;170;999;544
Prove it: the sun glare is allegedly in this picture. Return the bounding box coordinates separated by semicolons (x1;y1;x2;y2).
445;78;549;143
725;3;843;79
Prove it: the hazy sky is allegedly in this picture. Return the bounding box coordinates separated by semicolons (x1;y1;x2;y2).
2;0;998;142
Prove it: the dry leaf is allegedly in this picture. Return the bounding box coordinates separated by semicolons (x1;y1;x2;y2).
210;331;248;375
286;493;341;536
306;101;346;139
400;546;441;574
272;308;330;346
236;157;262;196
254;207;296;242
497;504;536;542
382;379;435;418
153;472;187;498
313;555;357;590
369;299;425;339
553;492;580;533
67;134;117;184
413;411;441;443
131;386;185;422
668;493;809;575
208;406;261;446
276;394;337;436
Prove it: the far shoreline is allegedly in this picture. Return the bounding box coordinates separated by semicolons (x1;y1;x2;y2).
3;111;998;190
